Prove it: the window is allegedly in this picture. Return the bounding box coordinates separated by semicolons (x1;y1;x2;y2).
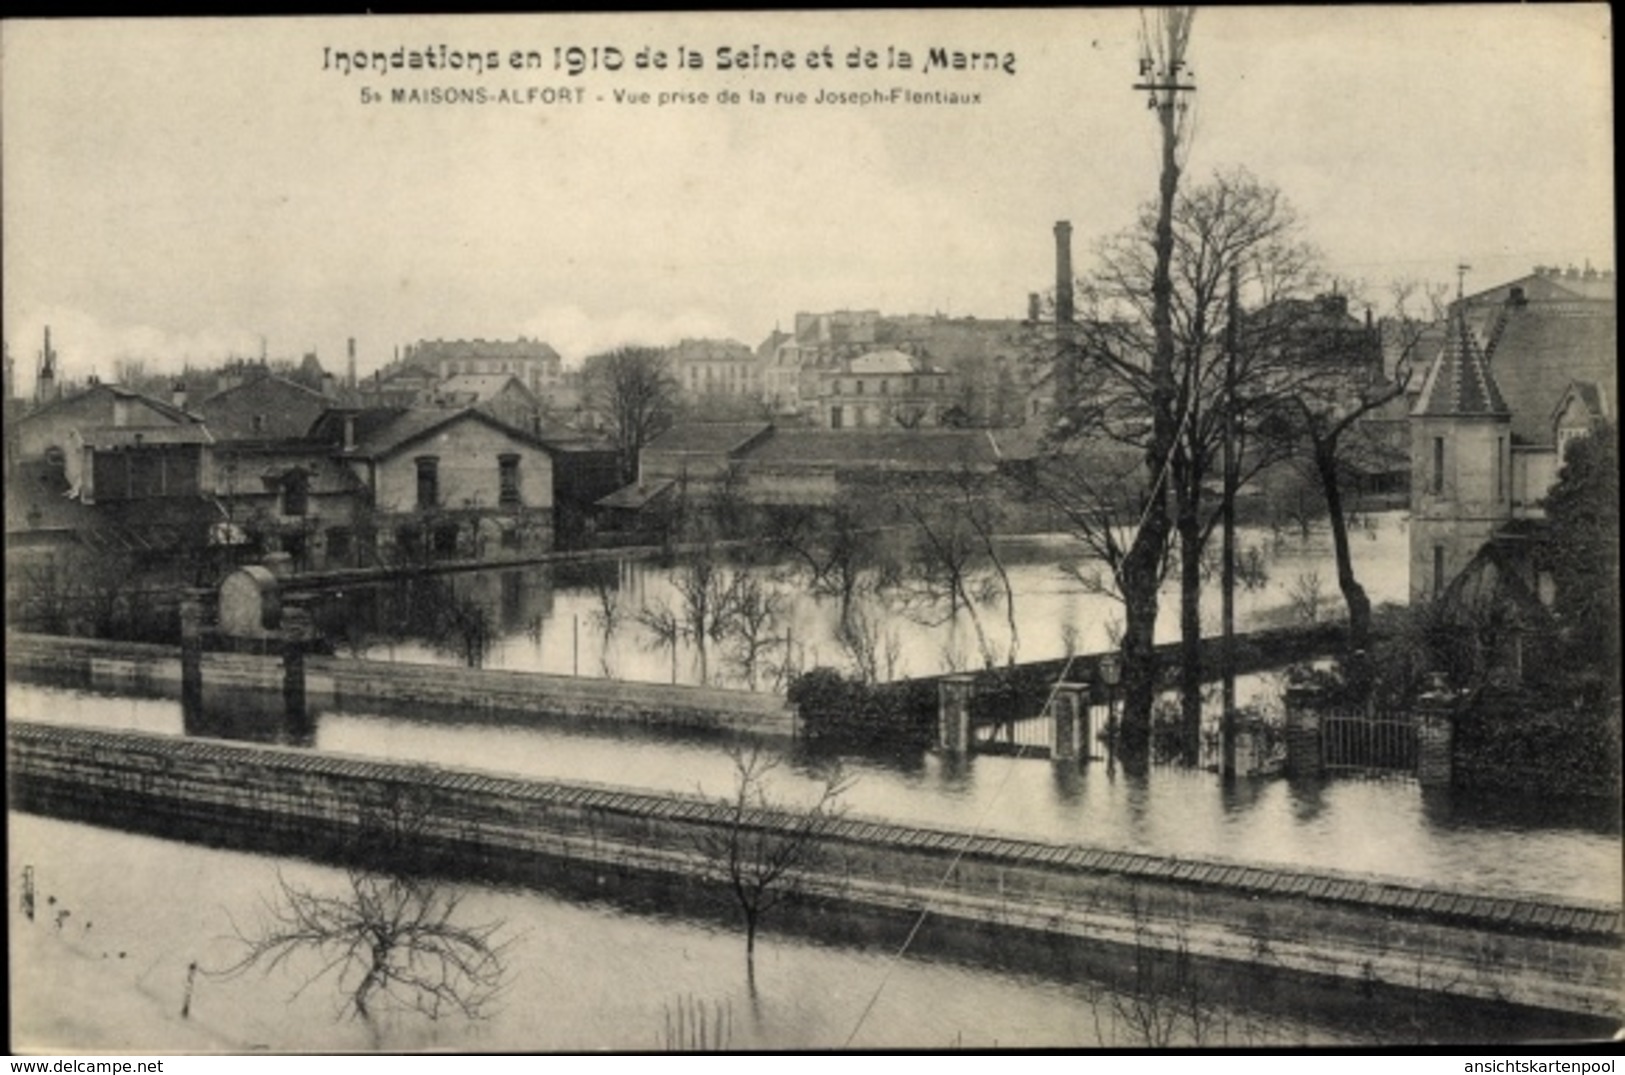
1433;545;1446;597
252;414;266;434
1431;436;1445;496
416;456;439;510
880;379;890;395
499;453;521;507
282;471;309;517
857;379;865;395
326;527;352;565
1496;436;1506;500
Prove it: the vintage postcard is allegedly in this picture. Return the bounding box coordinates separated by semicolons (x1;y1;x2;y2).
4;8;1617;1055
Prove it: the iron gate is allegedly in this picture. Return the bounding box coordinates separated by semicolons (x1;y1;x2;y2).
1321;707;1417;777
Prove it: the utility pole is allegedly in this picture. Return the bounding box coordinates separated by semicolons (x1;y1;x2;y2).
1221;264;1239;780
1110;6;1195;767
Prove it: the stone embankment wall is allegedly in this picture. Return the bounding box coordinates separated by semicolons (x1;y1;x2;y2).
8;720;1619;1024
4;632;795;736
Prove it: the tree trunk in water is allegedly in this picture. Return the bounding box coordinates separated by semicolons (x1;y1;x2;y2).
1177;506;1204;767
1117;559;1161;774
1118;33;1182;775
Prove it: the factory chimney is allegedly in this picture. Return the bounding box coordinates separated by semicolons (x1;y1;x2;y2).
1054;221;1075;326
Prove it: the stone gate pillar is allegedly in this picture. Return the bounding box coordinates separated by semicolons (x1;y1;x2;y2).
282;595;315;726
1284;684;1325;779
937;674;976;757
179;589;207;724
1052;681;1091;762
1414;692;1456;789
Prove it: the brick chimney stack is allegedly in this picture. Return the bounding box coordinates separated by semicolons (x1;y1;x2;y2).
347;337;357;390
1054;221;1075;325
36;325;57;406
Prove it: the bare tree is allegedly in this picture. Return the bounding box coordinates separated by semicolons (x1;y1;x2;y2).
1274;280;1444;660
763;503;893;630
1079;166;1327;763
636;547;748;685
696;745;851;983
836;600;904;685
588;570;623;676
582;346;679;485
890;468;1015;669
1031;8;1195;766
218;797;512;1048
721;574;784;691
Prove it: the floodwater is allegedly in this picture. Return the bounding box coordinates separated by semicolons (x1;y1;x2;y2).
9;678;1621;904
327;514;1413;687
8;511;1621;1049
1;812;1565;1052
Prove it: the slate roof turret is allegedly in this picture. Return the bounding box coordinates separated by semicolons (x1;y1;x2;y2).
1412;312;1510;418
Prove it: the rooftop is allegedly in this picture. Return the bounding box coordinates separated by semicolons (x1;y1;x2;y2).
645;422;773;456
1412;315;1510;419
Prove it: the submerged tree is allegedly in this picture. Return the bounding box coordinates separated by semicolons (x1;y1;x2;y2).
1031;7;1196;767
219;793;513;1047
696;745;851;984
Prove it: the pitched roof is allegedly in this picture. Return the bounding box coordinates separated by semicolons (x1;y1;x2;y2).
848;349;921;375
596;479;676;511
193;374;330;440
1485;302;1615;445
1463;268;1616;307
747;429;1005;470
1411;314;1510;419
196;373;325;409
76;425;215;449
347;406;554;459
19;382;202;428
308;407;410;446
437;373;536;401
645;422;773;455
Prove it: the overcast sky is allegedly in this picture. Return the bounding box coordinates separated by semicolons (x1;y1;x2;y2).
1;7;1612;387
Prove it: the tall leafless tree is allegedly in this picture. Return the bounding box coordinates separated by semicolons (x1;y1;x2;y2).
695;745;851;985
582;346;679;485
1275;281;1444;663
1033;7;1196;766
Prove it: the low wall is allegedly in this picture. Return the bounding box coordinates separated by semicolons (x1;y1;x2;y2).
4;632;796;737
869;623;1351;733
7;720;1619;1024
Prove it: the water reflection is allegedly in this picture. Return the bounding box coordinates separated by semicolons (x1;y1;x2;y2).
306;515;1416;688
182;683;314;747
7;679;1621;903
